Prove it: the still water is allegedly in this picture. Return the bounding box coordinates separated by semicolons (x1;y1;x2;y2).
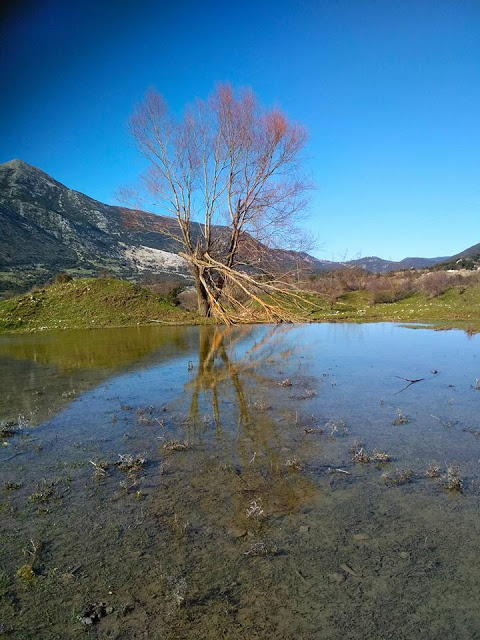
0;323;479;639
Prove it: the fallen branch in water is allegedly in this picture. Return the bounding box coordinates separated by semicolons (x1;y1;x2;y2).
394;376;426;395
1;452;25;463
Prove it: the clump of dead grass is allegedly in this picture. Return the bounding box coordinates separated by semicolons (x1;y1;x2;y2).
392;409;410;425
381;468;414;486
425;462;440;478
114;454;145;473
351;440;391;464
285;456;304;470
163;441;189;451
443;465;463;492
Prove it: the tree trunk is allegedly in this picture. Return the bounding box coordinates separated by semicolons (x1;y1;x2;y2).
193;267;211;317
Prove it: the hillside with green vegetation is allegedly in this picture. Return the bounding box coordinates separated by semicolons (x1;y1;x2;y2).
307;287;480;332
0;278;199;333
0;274;479;334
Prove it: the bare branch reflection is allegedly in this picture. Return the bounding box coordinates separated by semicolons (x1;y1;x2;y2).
181;325;317;519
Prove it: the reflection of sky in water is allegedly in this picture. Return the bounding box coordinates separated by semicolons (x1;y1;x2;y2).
1;323;478;470
271;324;480;468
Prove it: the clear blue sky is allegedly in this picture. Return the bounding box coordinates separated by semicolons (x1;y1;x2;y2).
1;0;479;261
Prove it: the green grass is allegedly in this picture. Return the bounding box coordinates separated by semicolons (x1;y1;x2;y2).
0;278;200;333
307;286;480;332
0;277;479;334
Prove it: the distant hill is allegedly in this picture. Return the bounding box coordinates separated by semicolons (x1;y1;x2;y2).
434;242;480;271
345;255;448;273
453;242;480;258
0;159;466;296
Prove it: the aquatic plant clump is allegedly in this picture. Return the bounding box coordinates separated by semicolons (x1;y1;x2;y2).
163;440;189;451
114;454;146;473
89;460;110;480
381;469;414;486
164;576;188;608
326;419;348;437
351;441;390;463
29;480;61;503
464;427;480;438
426;462;441;478
304;426;324;434
392;409;410;425
372;449;391;462
286;456;304;470
351;444;371;463
246;499;265;519
444;465;463;492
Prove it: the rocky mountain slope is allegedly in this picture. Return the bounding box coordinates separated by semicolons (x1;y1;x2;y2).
0;159;454;296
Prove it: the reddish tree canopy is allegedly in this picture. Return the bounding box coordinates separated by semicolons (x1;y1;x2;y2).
129;84;312;322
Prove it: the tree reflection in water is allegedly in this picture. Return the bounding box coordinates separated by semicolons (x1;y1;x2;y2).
182;325;317;519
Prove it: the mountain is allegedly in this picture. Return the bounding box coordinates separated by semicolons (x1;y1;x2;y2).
453;242;480;259
0;159;192;295
434;242;480;271
345;255;448;273
0;159;344;297
0;159;463;296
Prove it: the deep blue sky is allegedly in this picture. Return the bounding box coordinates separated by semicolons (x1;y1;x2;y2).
1;0;479;261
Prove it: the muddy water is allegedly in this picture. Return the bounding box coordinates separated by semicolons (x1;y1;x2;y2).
0;323;479;639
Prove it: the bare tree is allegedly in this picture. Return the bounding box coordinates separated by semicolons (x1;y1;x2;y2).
129;84;312;323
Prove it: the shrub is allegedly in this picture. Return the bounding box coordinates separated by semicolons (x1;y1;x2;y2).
366;274;414;304
53;272;73;285
416;271;456;298
305;270;347;308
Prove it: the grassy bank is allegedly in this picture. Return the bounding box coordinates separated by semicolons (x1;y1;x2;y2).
0;277;479;334
0;278;199;333
307;286;480;332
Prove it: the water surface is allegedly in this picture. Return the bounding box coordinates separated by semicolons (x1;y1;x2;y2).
0;323;479;639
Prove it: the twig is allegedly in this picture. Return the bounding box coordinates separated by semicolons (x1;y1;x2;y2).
394;376;426;395
1;452;25;463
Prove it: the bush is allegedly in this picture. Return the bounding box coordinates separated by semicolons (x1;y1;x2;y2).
305;271;346;308
416;272;456;298
366;274;415;304
177;288;198;311
53;272;73;284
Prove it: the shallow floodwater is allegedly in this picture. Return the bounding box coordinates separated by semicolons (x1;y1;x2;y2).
0;323;479;639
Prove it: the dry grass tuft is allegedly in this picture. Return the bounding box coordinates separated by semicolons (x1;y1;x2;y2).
285;456;304;470
114;454;145;473
426;462;440;478
444;465;463;492
381;468;414;486
163;440;189;451
392;409;410;425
